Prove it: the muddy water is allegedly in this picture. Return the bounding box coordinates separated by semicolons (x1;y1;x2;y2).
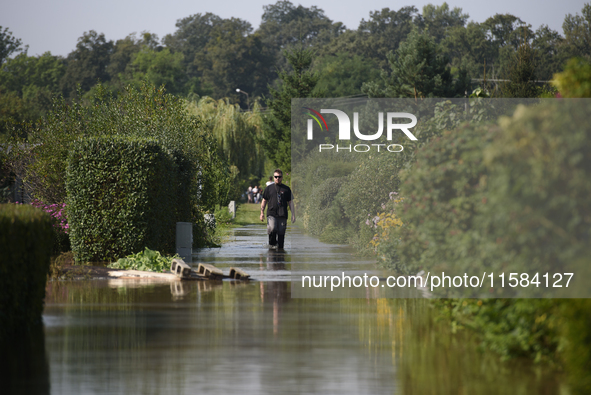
35;225;564;394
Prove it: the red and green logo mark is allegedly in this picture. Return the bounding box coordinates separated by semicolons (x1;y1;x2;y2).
303;107;328;131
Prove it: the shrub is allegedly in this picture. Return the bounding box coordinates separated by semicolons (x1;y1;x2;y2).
305;177;346;238
108;248;179;273
4;83;228;245
66;136;193;263
390;122;498;277
0;204;53;337
552;57;591;98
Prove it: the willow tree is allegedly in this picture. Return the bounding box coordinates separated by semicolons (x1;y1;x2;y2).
186;97;266;195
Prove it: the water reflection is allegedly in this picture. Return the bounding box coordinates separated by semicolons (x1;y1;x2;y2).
1;324;50;395
39;225;564;394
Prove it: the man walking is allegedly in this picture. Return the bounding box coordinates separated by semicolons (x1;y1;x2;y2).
260;169;295;251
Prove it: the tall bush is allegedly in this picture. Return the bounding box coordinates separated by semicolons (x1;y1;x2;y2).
66;136;192;263
0;204;53;337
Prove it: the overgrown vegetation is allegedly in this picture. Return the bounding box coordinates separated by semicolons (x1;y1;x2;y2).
108;248;179;272
4;83;228;251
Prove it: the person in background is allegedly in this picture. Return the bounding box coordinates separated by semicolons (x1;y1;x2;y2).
247;186;253;203
253;185;259;203
265;176;273;187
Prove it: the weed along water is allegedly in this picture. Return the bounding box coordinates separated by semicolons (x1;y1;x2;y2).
39;223;565;394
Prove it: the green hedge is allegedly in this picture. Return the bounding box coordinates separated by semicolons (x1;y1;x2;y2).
0;204;53;337
66;136;193;263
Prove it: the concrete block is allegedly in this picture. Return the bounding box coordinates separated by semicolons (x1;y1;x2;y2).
171;258;191;279
229;267;250;280
228;201;236;219
197;263;224;279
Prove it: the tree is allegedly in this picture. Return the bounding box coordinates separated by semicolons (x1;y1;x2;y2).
60;31;114;97
261;47;319;172
500;39;539;98
323;6;420;70
162;13;224;92
422;2;468;43
562;3;591;60
186;97;266;199
441;22;496;79
0;27;23;65
482;14;531;49
0;52;66;126
258;1;343;72
313;52;380;97
362;28;465;99
124;48;186;95
532;25;566;81
259;1;341;48
194;18;274;102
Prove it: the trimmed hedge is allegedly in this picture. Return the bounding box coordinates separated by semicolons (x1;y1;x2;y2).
0;204;53;337
66;136;193;263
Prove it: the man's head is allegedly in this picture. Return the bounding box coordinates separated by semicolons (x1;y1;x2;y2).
273;169;283;184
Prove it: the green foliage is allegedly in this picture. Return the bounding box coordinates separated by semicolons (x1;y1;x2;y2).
305;177;346;238
186;96;266;200
435;299;561;362
562;298;591;394
552;57;591;97
258;1;343;72
337;153;404;232
108;247;179;272
163;13;275;101
483;101;591;284
124;48;186;95
362;28;465;99
391;121;497;276
0;204;53;337
194;20;274;101
60;31;114;97
66;136;193;263
391;99;591;290
422;2;469;43
313;52;380;97
382;99;591;365
321;6;419;71
6;83;227;217
0;52;65;132
562;3;591;61
0;26;23;65
532;25;566;81
500;40;539;98
262;46;319;172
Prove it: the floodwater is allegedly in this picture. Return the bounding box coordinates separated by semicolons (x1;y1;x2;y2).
8;225;565;394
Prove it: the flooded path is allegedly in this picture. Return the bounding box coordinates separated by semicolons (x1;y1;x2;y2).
37;224;564;394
